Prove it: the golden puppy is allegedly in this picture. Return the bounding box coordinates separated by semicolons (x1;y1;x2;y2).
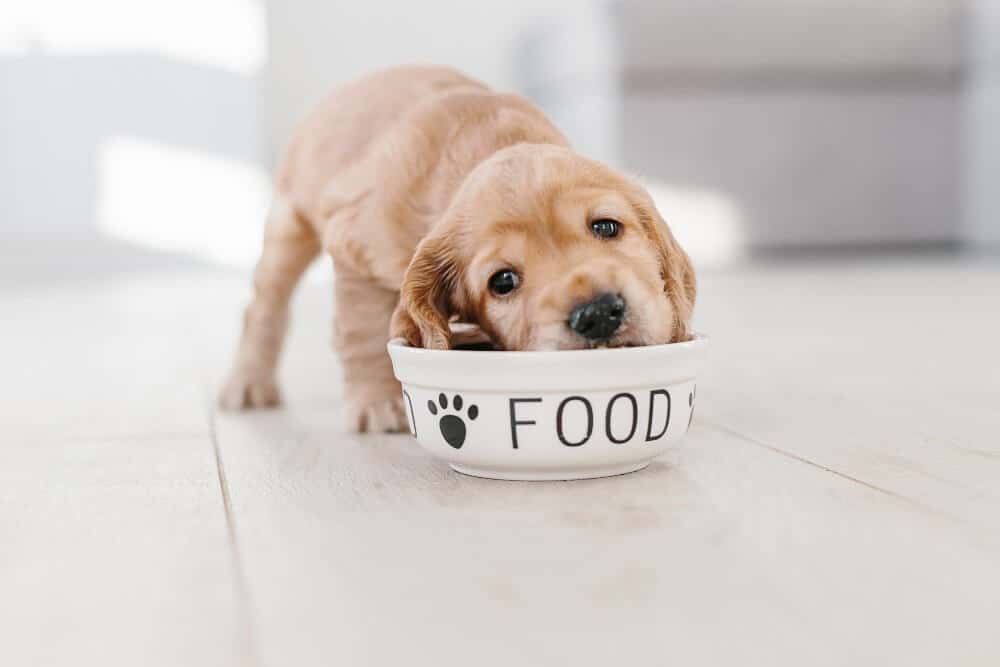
220;65;695;432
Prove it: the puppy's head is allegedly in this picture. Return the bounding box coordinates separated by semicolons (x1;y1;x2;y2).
391;144;695;350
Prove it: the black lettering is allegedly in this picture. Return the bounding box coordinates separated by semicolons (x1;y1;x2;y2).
402;390;417;437
556;396;593;447
606;392;638;444
508;398;542;449
644;389;671;441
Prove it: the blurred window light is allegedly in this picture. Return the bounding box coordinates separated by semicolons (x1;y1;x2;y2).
97;136;271;268
645;183;746;269
0;0;266;75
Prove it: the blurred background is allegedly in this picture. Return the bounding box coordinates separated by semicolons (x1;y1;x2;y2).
3;0;998;282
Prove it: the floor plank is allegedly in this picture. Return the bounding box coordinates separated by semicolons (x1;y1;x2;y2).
0;269;251;666
0;434;249;666
695;259;1000;535
213;408;1000;666
0;272;246;439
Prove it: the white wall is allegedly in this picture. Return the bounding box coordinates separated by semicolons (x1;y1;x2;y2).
0;0;268;264
964;0;1000;249
260;0;578;163
0;0;577;266
5;0;994;260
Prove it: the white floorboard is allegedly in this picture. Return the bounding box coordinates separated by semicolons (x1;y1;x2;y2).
0;434;248;666
213;411;1000;667
0;271;250;666
695;261;1000;536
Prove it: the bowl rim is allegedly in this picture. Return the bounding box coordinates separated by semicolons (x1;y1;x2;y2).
387;333;708;359
387;334;709;392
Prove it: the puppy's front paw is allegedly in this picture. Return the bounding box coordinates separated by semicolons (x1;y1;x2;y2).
219;368;282;410
348;395;409;434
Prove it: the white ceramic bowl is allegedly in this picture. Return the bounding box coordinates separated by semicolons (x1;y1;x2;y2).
387;335;708;481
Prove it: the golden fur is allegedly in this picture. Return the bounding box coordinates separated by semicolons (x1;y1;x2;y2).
220;65;695;432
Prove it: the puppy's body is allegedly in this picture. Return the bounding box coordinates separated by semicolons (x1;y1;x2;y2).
221;66;695;432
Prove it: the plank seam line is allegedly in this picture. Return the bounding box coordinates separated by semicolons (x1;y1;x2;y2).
700;419;1000;552
208;401;262;667
700;419;929;509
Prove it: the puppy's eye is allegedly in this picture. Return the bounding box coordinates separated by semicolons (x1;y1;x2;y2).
591;218;620;239
488;269;520;296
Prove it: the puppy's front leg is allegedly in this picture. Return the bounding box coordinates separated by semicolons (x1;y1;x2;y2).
220;197;319;409
333;268;408;433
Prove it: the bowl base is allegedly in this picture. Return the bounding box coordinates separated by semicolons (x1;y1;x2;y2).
449;460;650;482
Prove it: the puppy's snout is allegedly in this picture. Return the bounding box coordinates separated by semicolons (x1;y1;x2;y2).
568;293;625;341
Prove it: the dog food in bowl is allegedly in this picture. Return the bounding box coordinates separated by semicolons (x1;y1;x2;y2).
387;335;707;480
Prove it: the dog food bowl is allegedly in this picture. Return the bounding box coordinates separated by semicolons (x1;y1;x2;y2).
387;335;708;481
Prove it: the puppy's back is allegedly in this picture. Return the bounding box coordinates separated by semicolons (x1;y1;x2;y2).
277;66;487;224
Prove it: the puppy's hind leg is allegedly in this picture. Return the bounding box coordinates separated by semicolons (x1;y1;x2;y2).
220;195;320;409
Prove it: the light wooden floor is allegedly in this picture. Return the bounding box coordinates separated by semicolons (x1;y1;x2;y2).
2;255;998;666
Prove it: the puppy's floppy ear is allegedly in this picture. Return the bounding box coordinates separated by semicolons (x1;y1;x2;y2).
642;209;697;342
391;233;460;349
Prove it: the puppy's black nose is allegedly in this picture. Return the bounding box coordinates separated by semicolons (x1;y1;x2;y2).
568;293;626;341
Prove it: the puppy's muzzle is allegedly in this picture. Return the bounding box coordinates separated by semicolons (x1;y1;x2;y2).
568;292;625;341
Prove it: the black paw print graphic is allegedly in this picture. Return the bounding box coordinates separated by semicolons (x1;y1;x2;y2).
427;393;478;449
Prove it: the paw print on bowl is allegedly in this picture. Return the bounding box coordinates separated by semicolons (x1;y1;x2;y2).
427;393;478;449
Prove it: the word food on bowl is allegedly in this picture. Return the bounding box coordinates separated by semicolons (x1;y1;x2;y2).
405;386;695;451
